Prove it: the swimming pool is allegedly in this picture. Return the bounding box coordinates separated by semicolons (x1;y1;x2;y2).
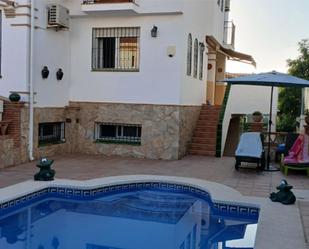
0;181;259;249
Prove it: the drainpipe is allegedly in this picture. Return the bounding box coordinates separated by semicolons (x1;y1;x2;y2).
28;0;35;161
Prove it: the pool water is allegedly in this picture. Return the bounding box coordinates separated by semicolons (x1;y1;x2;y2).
0;190;258;249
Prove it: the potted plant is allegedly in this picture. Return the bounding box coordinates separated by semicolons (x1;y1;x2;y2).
252;111;263;123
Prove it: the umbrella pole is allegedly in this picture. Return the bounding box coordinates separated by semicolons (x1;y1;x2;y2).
265;86;279;171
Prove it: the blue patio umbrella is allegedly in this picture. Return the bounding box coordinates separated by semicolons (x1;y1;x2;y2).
222;71;309;171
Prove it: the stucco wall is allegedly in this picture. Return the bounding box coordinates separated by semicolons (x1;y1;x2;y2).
69;15;183;105
221;85;279;155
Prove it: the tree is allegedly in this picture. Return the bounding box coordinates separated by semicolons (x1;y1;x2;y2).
277;39;309;132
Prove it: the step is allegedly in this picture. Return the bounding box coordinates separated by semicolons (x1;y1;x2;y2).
194;130;217;136
192;136;217;143
196;119;219;127
191;143;216;150
195;123;218;128
194;133;217;139
194;129;217;136
196;119;218;128
202;104;222;109
189;149;216;156
200;110;221;115
199;115;220;120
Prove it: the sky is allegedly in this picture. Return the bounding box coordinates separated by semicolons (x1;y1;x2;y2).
226;0;309;74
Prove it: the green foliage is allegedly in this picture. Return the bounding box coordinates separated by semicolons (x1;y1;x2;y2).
277;39;309;132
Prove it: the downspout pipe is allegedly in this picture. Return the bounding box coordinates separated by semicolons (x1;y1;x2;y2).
28;0;34;161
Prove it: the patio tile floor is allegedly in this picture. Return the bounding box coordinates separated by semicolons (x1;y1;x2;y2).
0;154;308;246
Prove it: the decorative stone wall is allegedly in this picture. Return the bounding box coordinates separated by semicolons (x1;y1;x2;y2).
178;106;201;158
70;102;181;160
34;108;75;158
1;102;201;164
0;138;15;168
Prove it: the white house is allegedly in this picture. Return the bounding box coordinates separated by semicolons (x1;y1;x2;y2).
0;0;276;164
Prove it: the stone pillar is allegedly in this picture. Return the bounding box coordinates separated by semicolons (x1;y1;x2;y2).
206;49;217;105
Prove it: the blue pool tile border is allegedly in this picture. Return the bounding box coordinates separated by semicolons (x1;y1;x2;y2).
0;182;259;219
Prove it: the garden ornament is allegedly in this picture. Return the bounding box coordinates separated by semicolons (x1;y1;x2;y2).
270;179;296;205
34;157;56;181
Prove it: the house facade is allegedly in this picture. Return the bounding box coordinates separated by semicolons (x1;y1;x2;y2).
0;0;264;165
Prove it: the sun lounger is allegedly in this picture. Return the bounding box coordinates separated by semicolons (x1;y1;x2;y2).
281;134;309;176
235;132;265;170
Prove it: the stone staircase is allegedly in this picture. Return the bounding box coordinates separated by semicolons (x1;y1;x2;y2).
189;105;222;156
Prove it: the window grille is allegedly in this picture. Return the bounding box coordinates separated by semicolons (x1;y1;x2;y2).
95;123;142;145
39;122;65;146
193;39;198;78
187;34;192;76
199;43;205;80
92;27;140;71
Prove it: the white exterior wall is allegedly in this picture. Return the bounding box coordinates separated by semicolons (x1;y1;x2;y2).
0;4;29;98
33;0;71;107
69;15;183;105
221;85;279;154
0;0;227;107
179;0;226;105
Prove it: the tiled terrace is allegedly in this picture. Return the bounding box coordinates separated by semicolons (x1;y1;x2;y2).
1;154;308;195
0;154;308;247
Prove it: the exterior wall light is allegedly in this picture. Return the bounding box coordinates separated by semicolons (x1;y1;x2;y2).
41;66;49;79
56;68;64;80
151;26;158;38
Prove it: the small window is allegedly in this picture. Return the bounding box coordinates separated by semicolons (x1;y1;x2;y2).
38;122;65;146
217;0;220;6
92;27;140;71
187;34;192;76
199;43;205;80
95;123;142;145
193;39;198;78
221;0;224;11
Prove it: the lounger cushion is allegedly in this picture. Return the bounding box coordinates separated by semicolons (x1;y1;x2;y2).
235;132;263;159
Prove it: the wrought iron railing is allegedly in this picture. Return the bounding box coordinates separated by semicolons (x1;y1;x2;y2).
223;21;235;48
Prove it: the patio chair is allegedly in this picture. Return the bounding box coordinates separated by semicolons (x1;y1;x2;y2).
235;132;265;170
281;134;309;176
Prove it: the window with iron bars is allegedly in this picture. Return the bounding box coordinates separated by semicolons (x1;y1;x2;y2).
95;123;142;145
38;122;65;146
92;27;140;71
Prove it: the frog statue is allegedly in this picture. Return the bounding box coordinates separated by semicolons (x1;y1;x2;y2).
270;180;296;205
34;158;56;181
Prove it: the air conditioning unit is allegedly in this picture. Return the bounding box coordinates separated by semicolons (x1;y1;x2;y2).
48;4;70;29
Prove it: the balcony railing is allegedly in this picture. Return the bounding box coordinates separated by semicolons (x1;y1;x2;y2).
83;0;134;4
223;21;235;49
81;0;138;14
